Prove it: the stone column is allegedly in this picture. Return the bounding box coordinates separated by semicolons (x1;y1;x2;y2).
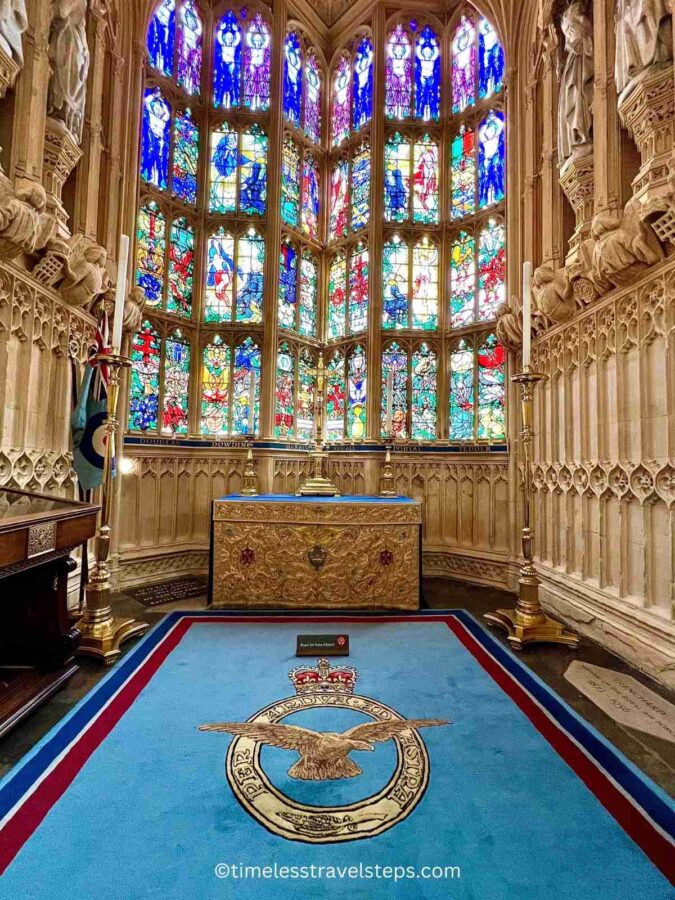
559;147;594;262
540;29;565;269
592;0;621;216
42;117;82;234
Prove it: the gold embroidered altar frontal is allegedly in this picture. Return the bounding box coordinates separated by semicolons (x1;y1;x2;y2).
210;495;422;610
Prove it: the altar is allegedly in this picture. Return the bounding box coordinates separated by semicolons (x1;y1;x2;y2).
210;494;422;610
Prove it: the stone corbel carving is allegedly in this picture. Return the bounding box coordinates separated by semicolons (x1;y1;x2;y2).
591;198;664;286
615;0;672;98
532;264;578;326
58;234;109;307
0;0;27;98
495;296;523;350
47;0;90;144
557;1;594;166
0;174;57;260
123;285;146;335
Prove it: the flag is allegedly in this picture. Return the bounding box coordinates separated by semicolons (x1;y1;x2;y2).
71;311;115;491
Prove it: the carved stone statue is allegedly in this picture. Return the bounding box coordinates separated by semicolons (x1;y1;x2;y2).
59;236;109;307
591;198;664;285
615;0;673;95
558;1;594;164
123;285;146;334
0;0;27;64
495;297;524;350
47;0;90;143
0;177;56;259
532;265;577;324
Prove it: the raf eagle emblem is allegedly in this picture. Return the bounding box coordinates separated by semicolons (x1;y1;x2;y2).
198;718;450;781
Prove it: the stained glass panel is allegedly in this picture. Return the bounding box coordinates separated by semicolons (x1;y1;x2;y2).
275;342;295;438
325;351;345;441
301;154;320;241
450;231;475;327
347;345;367;440
147;0;175;77
328;253;346;340
385;25;412;119
382;236;409;329
280;138;300;228
348;244;368;334
243;14;271;111
413;136;439;224
135;203;165;308
278;240;298;330
129;321;161;432
353;37;373;131
412;238;438;330
449;341;474;440
351;143;370;231
172;108;198;205
176;0;202;96
162;332;190;435
232;337;261;435
201;335;230;435
240;125;267;216
452;15;476;114
209;125;238;213
329;159;349;241
478;18;504;99
331;55;351;147
301;54;321;145
141;87;171;190
381;342;408;439
283;32;303;128
414;25;440;121
297;349;316;442
477;334;505;440
478;220;505;321
236;230;265;324
411;343;437;439
205;229;235;322
478;110;505;208
213;11;242;109
451;126;476;219
299;251;317;337
384;133;410;222
167;217;194;318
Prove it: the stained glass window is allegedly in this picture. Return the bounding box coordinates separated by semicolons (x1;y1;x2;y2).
167;217;194;317
304;53;322;144
413;135;439;224
411;343;437;439
449;341;474;440
412;238;438;330
205;228;235;322
232;337;261;435
478;109;505;208
162;330;190;434
278;239;298;330
147;0;175;77
351;143;370;231
347;345;367;440
172;108;198;204
384;133;410;222
452;15;476;114
201;335;230;435
353;37;373;131
450;231;475;327
209;125;238;213
478;220;505;321
281;137;300;228
478;18;504;99
141;87;171;190
325;351;345;441
477;334;505;440
176;0;202;96
129;321;161;432
283;32;303;128
236;230;265;324
381;342;408;438
448;335;505;442
451;126;476;219
243;14;271;112
240;125;267;216
331;55;351;146
209;124;267;216
348;244;369;334
329;159;349;241
213;11;241;109
328;252;347;339
382;236;409;330
297;349;316;442
275;342;295;438
414;26;440;121
385;25;412;119
299;252;317;337
135;203;165;307
301;154;320;241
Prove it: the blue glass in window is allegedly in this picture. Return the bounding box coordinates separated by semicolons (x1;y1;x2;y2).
147;0;175;77
213;11;242;108
283;32;303;127
414;25;440;121
141;87;171;190
353;37;373;130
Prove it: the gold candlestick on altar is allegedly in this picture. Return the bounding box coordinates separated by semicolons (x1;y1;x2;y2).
297;351;340;496
379;434;397;497
77;352;149;664
241;434;259;496
484;369;578;650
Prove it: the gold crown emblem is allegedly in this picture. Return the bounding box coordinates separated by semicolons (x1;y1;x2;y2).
289;658;358;695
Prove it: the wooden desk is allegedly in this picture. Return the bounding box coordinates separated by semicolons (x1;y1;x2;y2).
0;487;99;738
210;494;421;610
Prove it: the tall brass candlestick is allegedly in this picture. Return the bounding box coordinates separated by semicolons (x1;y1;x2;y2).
77;352;149;664
484;369;578;650
297;351;340;496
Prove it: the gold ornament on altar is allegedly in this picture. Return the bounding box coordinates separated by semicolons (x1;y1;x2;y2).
240;435;259;496
297;351;341;496
379;437;397;497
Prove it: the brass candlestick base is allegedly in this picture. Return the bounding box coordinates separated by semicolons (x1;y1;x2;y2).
77;351;148;665
485;369;578;651
297;446;341;496
379;442;397;497
240;437;259;495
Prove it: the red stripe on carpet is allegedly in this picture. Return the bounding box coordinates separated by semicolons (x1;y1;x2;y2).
446;617;675;884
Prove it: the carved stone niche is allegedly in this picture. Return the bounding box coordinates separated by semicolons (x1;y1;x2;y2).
559;147;595;266
618;63;675;219
41;117;83;236
0;44;20;100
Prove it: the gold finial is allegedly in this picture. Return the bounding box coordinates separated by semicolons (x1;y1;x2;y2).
379;436;397;498
241;435;259;496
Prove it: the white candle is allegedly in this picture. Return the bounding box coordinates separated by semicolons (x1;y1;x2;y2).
112;234;129;351
385;370;393;435
522;261;532;369
248;369;256;435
